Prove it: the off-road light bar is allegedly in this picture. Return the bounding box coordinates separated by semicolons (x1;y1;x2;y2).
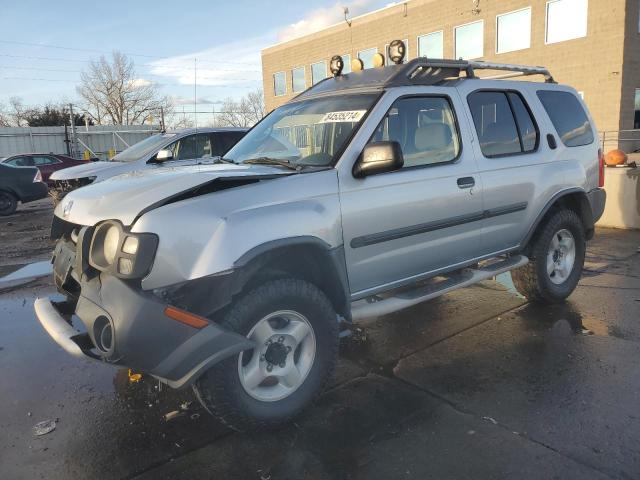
388;39;406;64
329;55;344;76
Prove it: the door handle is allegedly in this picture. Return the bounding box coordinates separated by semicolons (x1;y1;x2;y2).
457;177;475;189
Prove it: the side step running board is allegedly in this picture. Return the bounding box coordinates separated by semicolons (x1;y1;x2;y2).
350;255;528;321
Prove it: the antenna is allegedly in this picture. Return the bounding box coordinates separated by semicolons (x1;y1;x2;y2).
194;58;198;131
343;7;352;26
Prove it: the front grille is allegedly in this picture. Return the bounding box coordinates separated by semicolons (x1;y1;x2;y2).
50;177;95;205
51;215;81;240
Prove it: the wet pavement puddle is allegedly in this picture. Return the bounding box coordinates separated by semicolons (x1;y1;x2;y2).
0;260;51;290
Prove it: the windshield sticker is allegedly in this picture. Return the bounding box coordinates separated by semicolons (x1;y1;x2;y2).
320;110;366;123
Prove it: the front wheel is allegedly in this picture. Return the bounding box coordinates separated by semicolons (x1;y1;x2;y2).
194;278;339;431
0;190;17;216
512;209;585;304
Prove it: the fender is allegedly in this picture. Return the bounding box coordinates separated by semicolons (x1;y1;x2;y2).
519;187;594;248
157;236;351;321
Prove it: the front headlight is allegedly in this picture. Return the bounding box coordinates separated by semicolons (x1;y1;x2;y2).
103;225;120;265
89;221;158;278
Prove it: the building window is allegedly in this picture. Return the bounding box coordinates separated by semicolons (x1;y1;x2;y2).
273;71;286;97
385;39;409;64
634;88;640;129
358;48;377;69
454;20;484;60
496;8;531;53
292;67;305;93
418;31;444;58
546;0;588;44
311;61;327;85
342;54;352;74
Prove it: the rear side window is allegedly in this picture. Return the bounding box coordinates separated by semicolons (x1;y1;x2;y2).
33;155;59;165
212;132;246;156
6;156;33;167
536;90;594;147
467;90;538;157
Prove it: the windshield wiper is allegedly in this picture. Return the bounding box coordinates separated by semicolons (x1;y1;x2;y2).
243;157;300;170
214;156;236;164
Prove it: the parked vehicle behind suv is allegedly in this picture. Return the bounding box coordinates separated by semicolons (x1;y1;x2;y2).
35;51;605;431
0;163;48;215
48;127;247;204
1;153;86;186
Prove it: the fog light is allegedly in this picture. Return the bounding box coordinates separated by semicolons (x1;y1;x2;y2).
118;257;133;275
94;316;114;353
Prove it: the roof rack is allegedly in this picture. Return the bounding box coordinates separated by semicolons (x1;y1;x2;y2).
387;58;555;86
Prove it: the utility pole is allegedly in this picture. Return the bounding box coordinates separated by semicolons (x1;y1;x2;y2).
69;103;78;158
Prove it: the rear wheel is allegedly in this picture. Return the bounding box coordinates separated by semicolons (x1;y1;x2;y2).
0;190;17;216
512;209;585;303
194;278;339;431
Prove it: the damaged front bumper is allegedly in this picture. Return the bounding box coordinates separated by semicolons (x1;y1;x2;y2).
34;237;254;389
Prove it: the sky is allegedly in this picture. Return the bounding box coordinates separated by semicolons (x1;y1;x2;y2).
0;0;391;120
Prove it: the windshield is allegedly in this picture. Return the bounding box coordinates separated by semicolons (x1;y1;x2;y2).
110;133;178;162
224;94;378;167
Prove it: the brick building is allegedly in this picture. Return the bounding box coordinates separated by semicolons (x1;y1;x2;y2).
261;0;640;150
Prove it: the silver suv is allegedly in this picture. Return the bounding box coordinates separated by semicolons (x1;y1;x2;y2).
35;55;606;431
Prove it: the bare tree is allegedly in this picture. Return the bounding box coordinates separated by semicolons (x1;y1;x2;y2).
0;102;10;127
169;111;195;130
7;97;29;127
215;89;265;128
77;51;172;125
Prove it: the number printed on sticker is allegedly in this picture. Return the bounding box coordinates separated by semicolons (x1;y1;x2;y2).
320;110;366;123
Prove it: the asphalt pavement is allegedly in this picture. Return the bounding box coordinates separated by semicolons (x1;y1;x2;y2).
0;228;638;480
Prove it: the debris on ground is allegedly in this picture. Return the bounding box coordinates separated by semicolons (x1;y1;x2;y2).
190;413;200;420
482;416;498;425
33;419;57;436
128;369;143;383
164;410;185;422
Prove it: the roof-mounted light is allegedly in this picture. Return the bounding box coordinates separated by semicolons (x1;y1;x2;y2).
330;55;344;76
351;58;364;72
388;39;406;64
373;52;385;68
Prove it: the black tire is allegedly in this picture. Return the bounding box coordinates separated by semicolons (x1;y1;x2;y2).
512;209;585;304
194;278;339;431
0;190;17;216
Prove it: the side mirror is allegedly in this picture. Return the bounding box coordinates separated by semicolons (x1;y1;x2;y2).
353;141;404;178
155;149;174;162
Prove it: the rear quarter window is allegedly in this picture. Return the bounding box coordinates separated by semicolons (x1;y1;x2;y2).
536;90;594;147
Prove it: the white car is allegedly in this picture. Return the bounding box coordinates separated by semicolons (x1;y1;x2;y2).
49;127;247;203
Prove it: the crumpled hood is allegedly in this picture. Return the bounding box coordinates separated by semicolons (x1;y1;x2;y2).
55;163;291;226
49;161;131;181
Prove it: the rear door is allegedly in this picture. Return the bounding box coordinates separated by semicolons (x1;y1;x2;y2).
459;84;547;253
338;88;485;297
